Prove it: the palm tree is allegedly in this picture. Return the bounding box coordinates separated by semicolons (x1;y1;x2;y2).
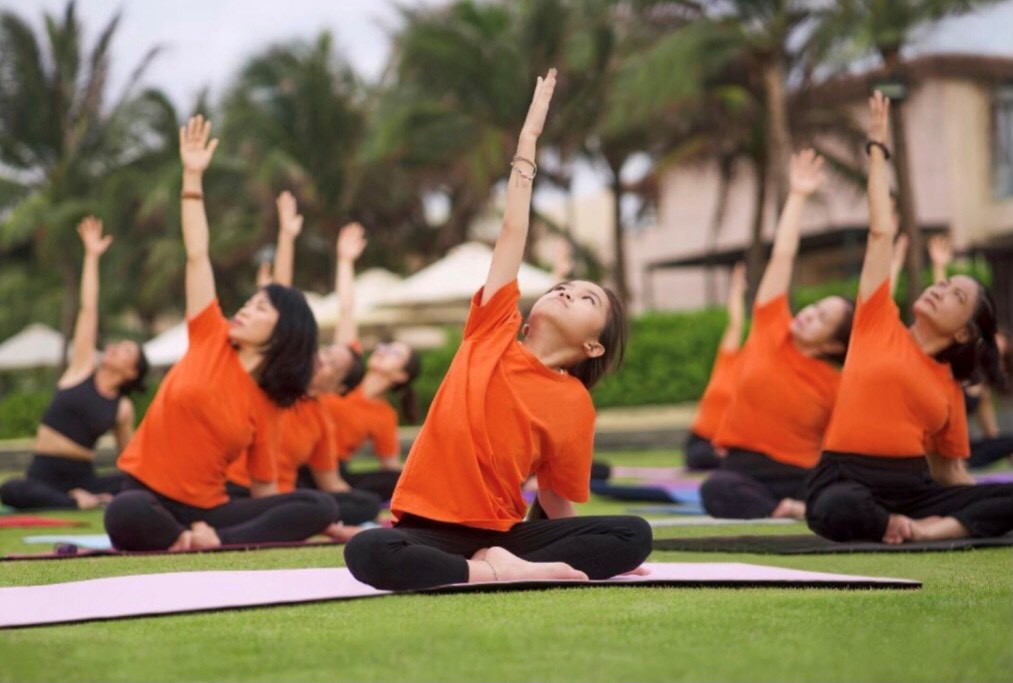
0;1;163;352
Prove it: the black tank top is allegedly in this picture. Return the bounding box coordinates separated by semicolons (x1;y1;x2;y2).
963;386;982;417
40;374;119;449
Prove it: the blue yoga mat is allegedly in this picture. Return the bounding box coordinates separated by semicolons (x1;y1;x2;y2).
627;504;707;516
590;481;701;504
23;534;113;550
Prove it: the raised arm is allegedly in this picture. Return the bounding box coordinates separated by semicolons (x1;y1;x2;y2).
720;262;747;352
889;233;909;297
179;115;220;319
927;235;952;285
859;92;897;301
482;68;557;306
63;217;113;380
272;191;303;287
334;223;366;346
755;150;825;305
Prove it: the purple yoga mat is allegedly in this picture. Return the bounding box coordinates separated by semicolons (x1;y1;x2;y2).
975;471;1013;484
0;562;919;629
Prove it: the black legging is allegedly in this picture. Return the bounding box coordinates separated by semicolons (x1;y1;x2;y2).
297;463;402;502
0;454;125;510
684;432;722;471
344;513;653;591
226;480;382;525
966;436;1013;470
699;449;809;519
104;476;339;551
806;451;1013;542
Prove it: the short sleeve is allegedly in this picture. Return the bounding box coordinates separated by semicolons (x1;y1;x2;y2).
463;280;522;341
534;393;594;503
853;280;900;339
186;299;228;346
927;383;971;459
370;405;401;458
246;394;280;483
748;295;792;347
307;405;338;472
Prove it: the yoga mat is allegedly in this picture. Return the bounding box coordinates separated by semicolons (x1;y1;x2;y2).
591;481;701;504
0;562;920;628
975;471;1013;484
627;504;708;516
649;516;799;528
2;538;343;562
0;515;84;529
653;533;1013;554
23;534;113;550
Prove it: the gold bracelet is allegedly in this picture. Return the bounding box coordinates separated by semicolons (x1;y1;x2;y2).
510;155;538;181
181;190;204;201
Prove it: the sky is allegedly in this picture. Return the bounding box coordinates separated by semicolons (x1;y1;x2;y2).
4;0;1013;201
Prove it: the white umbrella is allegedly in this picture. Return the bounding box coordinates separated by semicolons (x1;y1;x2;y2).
309;268;404;328
143;322;188;367
0;324;73;369
376;242;556;307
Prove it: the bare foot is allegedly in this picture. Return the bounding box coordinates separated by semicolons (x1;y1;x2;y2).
469;546;589;584
882;514;914;544
771;498;805;519
323;523;364;543
189;521;222;549
169;530;193;552
68;488;100;510
471;547;490;563
95;493;114;506
618;565;651;577
909;516;970;542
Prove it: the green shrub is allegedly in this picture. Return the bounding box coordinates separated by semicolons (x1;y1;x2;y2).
0;390;51;439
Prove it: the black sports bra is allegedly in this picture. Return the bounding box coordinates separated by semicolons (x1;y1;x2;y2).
39;374;119;449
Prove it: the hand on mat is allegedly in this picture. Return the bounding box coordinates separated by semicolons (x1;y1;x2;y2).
520;67;557;140
276;191;304;239
179;114;219;174
868;91;890;145
789;149;824;197
77;216;113;256
337;222;366;262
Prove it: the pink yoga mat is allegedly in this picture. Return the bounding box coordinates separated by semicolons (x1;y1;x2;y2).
0;562;919;629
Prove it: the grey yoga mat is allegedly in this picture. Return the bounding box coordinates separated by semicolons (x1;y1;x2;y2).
652;533;1013;554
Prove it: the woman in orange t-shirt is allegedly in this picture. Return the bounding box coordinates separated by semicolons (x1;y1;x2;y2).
684;263;747;471
103;116;339;551
343;71;651;591
805;93;1013;544
701;150;855;520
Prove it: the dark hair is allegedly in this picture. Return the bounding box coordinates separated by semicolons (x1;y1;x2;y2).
391;347;422;424
935;280;1009;390
118;343;150;397
821;296;855;366
258;283;319;407
340;346;366;395
565;286;628;389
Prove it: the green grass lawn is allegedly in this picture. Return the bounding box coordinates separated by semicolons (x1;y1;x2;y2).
0;450;1010;682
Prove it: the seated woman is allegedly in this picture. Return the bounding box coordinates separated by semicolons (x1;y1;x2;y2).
224;192;381;528
344;70;651;591
701;150;854;520
103;116;339;551
806;92;1013;544
683;263;747;471
0;217;148;510
925;236;1013;470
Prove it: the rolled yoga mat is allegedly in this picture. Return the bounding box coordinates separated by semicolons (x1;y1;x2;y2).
22;534;113;550
0;515;85;529
590;481;701;504
653;533;1013;554
0;562;920;628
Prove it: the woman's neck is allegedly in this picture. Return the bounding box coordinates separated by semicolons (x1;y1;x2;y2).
360;372;392;399
236;344;264;375
520;329;577;372
909;320;952;357
93;365;122;398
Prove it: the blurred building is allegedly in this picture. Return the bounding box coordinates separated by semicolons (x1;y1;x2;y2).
624;54;1013;329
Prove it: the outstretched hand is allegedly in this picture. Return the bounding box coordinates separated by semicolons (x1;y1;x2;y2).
276;191;304;239
729;261;747;297
76;216;112;256
337;222;367;262
789;149;825;196
927;235;953;268
868;91;890;144
179;115;219;174
520;68;557;139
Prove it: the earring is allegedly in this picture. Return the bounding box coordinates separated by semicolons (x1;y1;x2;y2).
522;324;530;336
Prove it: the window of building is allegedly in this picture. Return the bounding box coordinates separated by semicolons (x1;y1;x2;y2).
994;85;1013;199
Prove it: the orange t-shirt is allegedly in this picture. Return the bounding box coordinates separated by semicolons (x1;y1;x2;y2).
117;300;279;508
713;295;840;468
823;281;969;458
390;280;596;531
319;388;400;461
690;348;741;440
226;397;337;492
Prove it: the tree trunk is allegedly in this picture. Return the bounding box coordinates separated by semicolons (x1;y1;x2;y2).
763;54;792;210
746;158;769;306
607;162;630;306
881;49;924;316
59;262;78;375
704;157;733;306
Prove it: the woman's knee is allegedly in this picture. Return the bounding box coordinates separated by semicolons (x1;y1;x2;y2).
616;515;653;565
103;491;160;547
296;490;340;527
700;471;754;517
805;483;874;542
344;529;406;588
0;479;28;508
